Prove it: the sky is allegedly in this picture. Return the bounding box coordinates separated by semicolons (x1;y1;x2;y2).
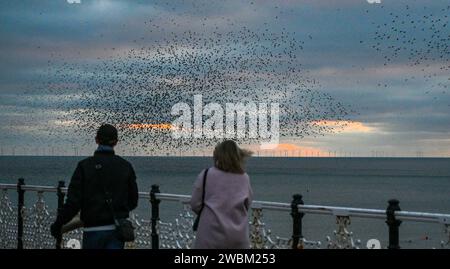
0;0;449;157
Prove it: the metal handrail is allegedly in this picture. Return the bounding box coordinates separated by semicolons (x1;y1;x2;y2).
152;191;450;224
21;185;58;192
0;183;17;190
1;181;450;249
395;211;450;224
1;183;450;224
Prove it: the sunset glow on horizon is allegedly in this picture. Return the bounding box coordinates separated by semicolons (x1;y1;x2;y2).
126;123;173;130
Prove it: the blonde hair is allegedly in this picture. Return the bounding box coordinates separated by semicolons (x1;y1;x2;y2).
213;140;253;174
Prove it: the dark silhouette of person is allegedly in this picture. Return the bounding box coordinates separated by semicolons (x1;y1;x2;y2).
51;124;138;249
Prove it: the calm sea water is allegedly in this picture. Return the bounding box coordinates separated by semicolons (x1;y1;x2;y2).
1;156;449;248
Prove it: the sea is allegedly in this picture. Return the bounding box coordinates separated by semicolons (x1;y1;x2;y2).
0;156;449;249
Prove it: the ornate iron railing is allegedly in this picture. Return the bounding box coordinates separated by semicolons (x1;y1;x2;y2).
0;179;449;249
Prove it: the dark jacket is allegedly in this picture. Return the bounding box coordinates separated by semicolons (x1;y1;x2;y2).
56;150;138;228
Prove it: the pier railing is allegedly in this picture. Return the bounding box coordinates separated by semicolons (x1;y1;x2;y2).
0;179;449;249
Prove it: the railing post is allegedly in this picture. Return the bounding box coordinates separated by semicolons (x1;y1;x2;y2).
150;185;160;250
56;181;65;249
17;178;25;250
291;194;304;249
386;199;402;249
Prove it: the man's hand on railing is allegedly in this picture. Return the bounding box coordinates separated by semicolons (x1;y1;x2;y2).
51;213;83;238
61;214;84;234
50;221;62;238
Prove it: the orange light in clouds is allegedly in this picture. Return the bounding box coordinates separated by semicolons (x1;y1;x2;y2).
269;143;325;154
127;123;173;130
246;143;327;156
310;120;374;133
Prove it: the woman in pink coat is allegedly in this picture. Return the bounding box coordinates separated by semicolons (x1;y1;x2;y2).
190;140;253;249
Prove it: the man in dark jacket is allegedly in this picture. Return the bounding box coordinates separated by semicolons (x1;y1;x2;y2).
51;124;139;249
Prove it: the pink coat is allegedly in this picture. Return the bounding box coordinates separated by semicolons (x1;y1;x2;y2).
190;166;253;249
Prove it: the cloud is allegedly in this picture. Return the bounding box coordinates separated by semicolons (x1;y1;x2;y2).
310;120;377;133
